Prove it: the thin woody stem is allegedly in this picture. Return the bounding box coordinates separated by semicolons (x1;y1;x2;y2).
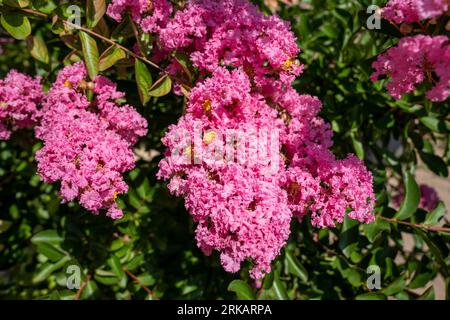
124;269;160;300
379;216;450;233
19;8;164;72
74;274;92;300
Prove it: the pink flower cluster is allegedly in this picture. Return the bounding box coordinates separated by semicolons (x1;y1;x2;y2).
35;63;147;219
108;0;375;279
371;35;450;101
382;0;449;23
0;70;44;140
107;0;172;34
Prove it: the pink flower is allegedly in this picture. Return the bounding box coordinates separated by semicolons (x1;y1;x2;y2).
35;63;147;219
122;0;377;280
371;35;450;102
0;70;44;140
382;0;449;23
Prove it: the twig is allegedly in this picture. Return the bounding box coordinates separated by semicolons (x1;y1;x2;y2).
19;8;164;72
123;268;160;300
379;216;450;233
74;274;92;300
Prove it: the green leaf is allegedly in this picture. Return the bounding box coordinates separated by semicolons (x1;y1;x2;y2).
86;0;106;28
174;52;193;81
3;0;30;8
26;35;49;64
148;75;172;97
272;274;289;300
136;273;155;287
94;274;120;285
363;219;391;243
79;31;99;80
355;292;387;300
351;133;365;160
425;202;446;225
395;171;420;220
338;213;359;257
108;255;124;277
126;254;144;272
0;12;31;40
36;243;66;261
420;117;446;133
227;280;255;300
383;275;406;296
99;45;126;71
31;230;64;245
135;59;153;105
419;152;448;177
285;251;308;282
81;280;99;299
32;256;71;284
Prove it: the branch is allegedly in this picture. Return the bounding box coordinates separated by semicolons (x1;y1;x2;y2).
19;8;164;72
123;269;160;300
379;216;450;233
74;274;92;300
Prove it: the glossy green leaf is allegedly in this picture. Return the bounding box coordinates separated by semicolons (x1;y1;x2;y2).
419;152;449;177
395;171;420;220
148;75;172;97
36;243;66;261
86;0;106;28
285;251;308;282
79;31;99;80
32;256;71;284
99;45;126;71
1;12;31;40
227;280;255;300
31;230;64;245
135;59;153;105
420;117;446;133
425;202;446;225
27;35;49;64
4;0;30;8
363;219;391;243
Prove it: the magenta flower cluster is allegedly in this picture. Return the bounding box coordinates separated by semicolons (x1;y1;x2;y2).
107;0;376;280
35;63;147;219
372;1;450;101
371;35;450;101
0;70;44;140
382;0;449;23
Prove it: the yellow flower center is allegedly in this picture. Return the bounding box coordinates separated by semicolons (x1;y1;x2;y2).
63;80;71;87
203;99;212;113
203;131;217;144
113;192;118;201
282;58;300;71
0;102;7;108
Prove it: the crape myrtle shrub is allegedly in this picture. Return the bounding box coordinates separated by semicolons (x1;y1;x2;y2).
0;0;449;300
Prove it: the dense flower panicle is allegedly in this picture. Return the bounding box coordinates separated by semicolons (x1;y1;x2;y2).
371;35;450;101
0;70;44;140
382;0;420;23
35;63;147;219
113;0;377;279
382;0;449;23
154;0;303;89
107;0;173;33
